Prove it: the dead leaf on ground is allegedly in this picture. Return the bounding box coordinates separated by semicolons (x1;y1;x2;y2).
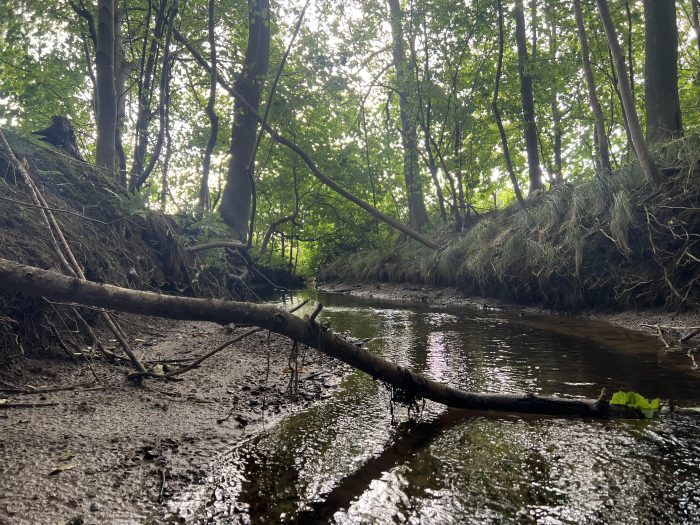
49;463;77;476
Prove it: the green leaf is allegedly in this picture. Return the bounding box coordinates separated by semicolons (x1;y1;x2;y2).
610;391;661;418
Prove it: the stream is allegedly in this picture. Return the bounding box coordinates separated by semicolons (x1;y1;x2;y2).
171;290;700;524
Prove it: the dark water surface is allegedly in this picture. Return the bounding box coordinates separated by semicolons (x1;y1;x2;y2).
173;291;700;524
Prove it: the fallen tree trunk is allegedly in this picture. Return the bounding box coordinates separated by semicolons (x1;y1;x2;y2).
0;257;633;418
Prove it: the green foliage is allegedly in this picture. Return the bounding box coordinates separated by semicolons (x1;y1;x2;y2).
610;391;661;419
2;0;700;282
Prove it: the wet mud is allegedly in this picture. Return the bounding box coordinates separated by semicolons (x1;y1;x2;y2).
0;316;349;524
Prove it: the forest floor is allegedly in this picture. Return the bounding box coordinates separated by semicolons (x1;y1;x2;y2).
318;281;700;339
0;315;350;525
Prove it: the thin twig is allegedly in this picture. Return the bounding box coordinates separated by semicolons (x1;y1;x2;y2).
308;303;323;323
129;299;310;379
681;328;700;343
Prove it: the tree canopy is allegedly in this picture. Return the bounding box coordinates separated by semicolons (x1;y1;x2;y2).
1;0;698;272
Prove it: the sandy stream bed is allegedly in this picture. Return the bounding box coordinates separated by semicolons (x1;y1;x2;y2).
0;316;350;525
1;283;697;525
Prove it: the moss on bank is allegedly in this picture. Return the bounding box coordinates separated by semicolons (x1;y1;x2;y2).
321;141;700;311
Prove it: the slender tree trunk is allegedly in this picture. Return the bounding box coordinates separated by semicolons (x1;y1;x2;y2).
607;47;634;159
691;0;700;85
410;30;446;225
454;124;466;224
219;0;270;241
546;5;563;184
360;107;379;212
514;0;544;195
644;0;683;144
624;0;635;99
493;0;526;209
173;28;440;250
596;0;663;186
387;0;429;231
114;5;128;185
134;0;178;191
245;0;309;247
130;0;167;189
573;0;611;173
198;0;219;213
95;0;117;174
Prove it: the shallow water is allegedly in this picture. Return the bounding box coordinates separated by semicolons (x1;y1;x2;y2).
172;291;700;524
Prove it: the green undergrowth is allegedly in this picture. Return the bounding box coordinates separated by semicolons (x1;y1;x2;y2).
322;137;700;311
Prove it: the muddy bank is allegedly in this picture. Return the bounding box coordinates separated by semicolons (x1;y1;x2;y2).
0;315;350;525
318;281;700;340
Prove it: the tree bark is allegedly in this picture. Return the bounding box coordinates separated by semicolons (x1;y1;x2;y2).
198;0;219;213
691;0;700;85
596;0;663;187
573;0;611;173
129;0;168;189
134;0;179;191
95;0;117;174
492;0;527;210
114;5;127;185
643;0;683;144
173;28;440;250
219;0;270;241
624;0;635;100
514;0;544;195
546;5;563;184
0;257;636;418
410;26;447;225
388;0;429;231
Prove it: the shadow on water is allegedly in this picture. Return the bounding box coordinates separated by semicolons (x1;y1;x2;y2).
170;290;700;524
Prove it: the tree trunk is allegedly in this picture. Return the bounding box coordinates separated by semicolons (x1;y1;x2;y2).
644;0;683;144
114;5;127;185
691;0;700;85
0;257;637;418
412;51;446;225
514;0;544;196
493;0;527;209
573;0;611;173
133;0;179;191
624;0;635;100
173;28;440;250
388;0;429;231
546;5;563;184
596;0;663;187
219;0;270;241
129;0;167;189
95;0;117;174
198;0;219;213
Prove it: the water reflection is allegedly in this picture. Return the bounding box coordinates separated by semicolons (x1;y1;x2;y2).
173;291;700;524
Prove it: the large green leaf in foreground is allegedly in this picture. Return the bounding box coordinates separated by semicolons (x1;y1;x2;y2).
610;391;661;419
